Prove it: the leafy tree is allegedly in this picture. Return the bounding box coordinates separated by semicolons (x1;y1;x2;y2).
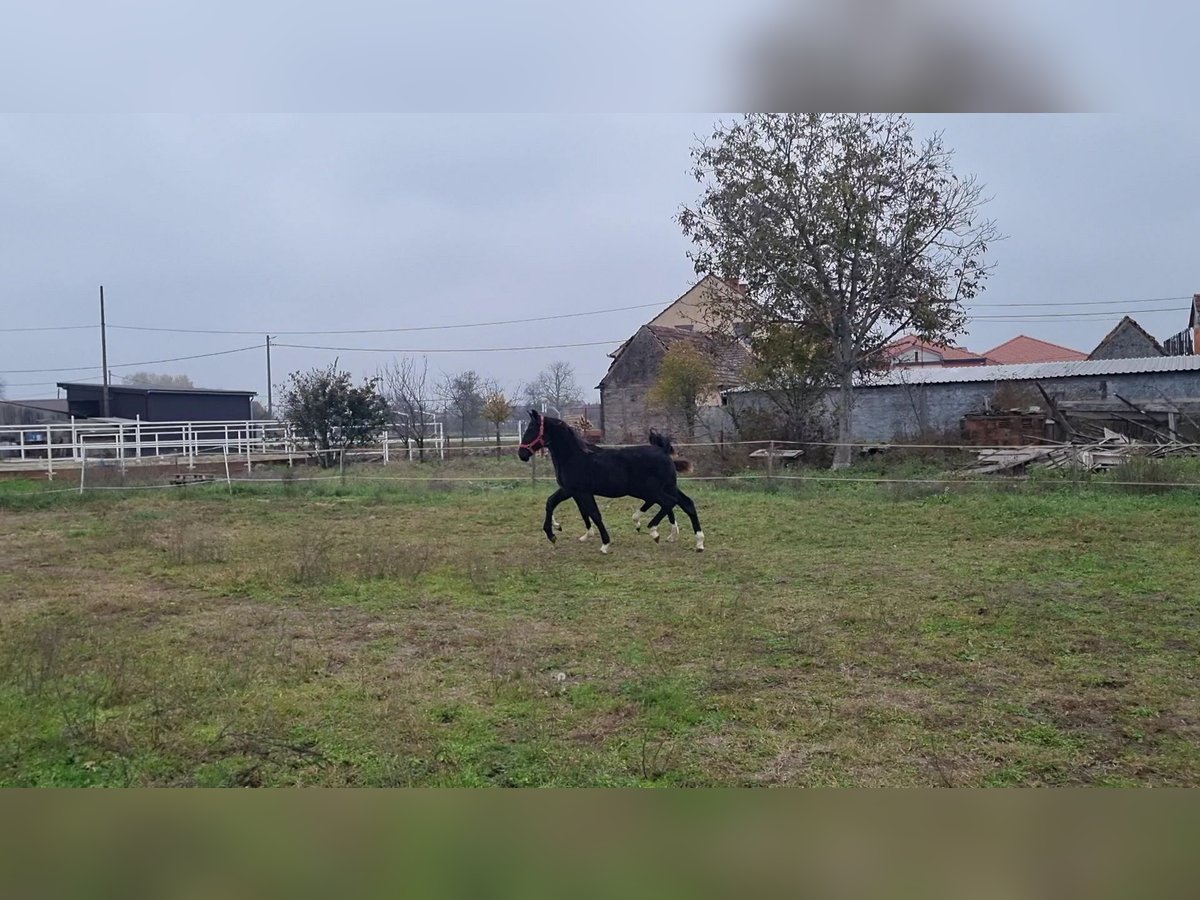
123;372;195;389
481;389;514;457
733;324;831;441
648;343;716;439
278;362;387;468
439;370;486;448
379;356;436;461
679;113;998;467
522;361;583;414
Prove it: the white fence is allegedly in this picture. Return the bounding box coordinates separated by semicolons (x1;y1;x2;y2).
0;416;449;478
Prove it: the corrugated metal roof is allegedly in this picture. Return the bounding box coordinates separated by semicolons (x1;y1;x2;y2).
857;354;1200;387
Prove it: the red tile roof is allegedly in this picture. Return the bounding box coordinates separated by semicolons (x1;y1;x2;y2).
982;335;1087;365
646;325;754;384
883;334;988;366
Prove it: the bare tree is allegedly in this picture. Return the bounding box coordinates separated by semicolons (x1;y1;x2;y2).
438;369;486;449
122;372;195;389
679;113;998;468
522;361;583;414
379;356;435;461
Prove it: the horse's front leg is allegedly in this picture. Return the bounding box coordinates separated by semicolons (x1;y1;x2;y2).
579;494;611;553
544;488;571;544
576;498;596;542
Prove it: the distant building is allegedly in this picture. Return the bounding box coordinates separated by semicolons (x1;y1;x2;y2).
1089;316;1164;360
599;276;751;441
726;355;1200;445
982;335;1088;365
882;334;988;367
1162;295;1200;356
57;383;256;422
0;399;71;427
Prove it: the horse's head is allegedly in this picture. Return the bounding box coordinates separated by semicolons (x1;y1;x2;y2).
517;409;544;462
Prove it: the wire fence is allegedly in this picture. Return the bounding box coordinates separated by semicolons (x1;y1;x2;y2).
9;463;1200;500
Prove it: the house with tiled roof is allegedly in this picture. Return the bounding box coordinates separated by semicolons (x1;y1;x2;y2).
982;335;1088;365
882;334;988;367
599;277;751;441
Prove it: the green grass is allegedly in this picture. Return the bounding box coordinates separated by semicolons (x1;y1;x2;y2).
0;469;1198;786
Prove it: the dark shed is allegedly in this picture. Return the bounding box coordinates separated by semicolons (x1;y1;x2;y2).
57;383;256;422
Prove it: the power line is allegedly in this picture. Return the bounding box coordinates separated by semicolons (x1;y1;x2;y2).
970;305;1188;321
3;292;1195;336
973;294;1192;309
0;324;97;333
103;302;670;336
0;344;262;375
0;336;626;377
274;339;624;354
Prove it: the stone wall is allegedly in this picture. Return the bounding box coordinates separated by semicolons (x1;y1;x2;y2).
729;370;1200;444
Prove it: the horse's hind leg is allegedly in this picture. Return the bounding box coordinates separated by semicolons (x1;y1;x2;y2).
579;495;611;553
633;500;669;532
644;494;678;545
675;490;704;551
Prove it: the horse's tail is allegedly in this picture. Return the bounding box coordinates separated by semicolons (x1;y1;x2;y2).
673;458;692;474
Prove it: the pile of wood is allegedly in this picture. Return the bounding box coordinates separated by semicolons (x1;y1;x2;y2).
964;430;1200;476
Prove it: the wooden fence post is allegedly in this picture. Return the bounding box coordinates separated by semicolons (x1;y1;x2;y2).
767;440;775;486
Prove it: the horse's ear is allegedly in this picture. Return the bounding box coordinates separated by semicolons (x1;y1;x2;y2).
529;409;540;419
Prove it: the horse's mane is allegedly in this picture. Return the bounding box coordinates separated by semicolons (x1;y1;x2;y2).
544;416;594;453
647;429;675;455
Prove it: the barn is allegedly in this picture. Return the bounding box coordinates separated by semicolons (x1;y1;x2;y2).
598;276;752;441
57;383;256;422
726;355;1200;445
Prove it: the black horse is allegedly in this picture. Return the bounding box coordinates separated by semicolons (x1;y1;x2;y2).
548;430;680;543
517;410;703;553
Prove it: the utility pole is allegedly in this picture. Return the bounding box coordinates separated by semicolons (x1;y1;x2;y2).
100;286;110;418
266;335;274;418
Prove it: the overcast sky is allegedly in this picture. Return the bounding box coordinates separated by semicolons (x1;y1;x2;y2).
2;114;1199;404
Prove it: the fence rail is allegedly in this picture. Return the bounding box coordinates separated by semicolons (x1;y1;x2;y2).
0;416;452;478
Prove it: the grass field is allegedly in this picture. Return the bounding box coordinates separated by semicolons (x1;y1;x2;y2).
1;466;1198;786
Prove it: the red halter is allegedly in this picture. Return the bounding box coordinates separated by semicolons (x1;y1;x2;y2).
519;417;546;453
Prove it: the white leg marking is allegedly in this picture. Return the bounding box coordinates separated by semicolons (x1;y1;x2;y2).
650;526;660;543
633;510;642;531
600;543;611;554
579;525;594;542
552;515;562;531
668;523;679;542
695;530;705;552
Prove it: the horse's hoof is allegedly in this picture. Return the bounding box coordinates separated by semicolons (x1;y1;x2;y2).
555;521;563;532
667;524;679;543
600;543;611;554
546;532;557;544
